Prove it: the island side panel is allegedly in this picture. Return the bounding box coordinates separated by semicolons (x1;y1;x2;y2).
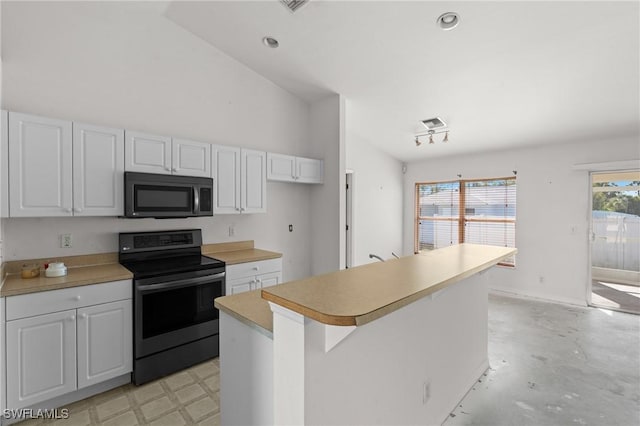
301;272;489;425
219;311;273;426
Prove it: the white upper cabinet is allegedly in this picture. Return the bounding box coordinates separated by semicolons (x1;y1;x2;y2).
266;152;323;184
125;131;172;175
242;149;267;214
172;138;211;178
8;113;125;217
9;112;73;217
296;157;324;184
125;131;210;178
212;145;266;214
73;122;124;216
1;110;9;218
211;145;241;214
266;153;296;181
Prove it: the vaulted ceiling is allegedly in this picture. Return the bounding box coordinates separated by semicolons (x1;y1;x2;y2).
165;1;639;162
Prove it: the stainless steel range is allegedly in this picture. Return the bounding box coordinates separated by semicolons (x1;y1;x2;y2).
119;229;225;385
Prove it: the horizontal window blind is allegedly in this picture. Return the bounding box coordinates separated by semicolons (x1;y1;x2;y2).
415;177;517;266
415;181;459;251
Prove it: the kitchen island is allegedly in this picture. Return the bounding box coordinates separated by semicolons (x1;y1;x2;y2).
215;243;516;425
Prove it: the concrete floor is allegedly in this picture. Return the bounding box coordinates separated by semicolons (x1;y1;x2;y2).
444;292;640;426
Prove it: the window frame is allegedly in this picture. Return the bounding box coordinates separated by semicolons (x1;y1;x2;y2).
415;176;516;267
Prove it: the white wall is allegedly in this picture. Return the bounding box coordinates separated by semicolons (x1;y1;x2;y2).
1;1;313;281
345;130;403;266
403;136;640;305
309;94;346;275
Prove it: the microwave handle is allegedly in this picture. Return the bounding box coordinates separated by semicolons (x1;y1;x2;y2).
193;186;200;213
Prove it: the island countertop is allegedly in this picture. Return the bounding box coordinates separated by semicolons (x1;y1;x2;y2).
261;244;516;326
216;244;516;331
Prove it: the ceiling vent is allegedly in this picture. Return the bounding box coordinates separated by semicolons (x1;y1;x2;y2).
421;117;447;130
281;0;309;13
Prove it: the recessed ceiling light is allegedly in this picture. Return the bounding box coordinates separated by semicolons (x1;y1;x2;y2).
262;36;279;48
437;12;460;30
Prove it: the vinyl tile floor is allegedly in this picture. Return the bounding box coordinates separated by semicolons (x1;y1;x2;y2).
16;358;220;426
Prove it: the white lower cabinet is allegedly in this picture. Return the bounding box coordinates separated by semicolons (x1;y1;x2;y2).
4;280;132;409
6;309;77;408
77;300;133;389
226;258;282;295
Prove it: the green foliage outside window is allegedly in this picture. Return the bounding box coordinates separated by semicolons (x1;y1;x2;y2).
592;181;640;216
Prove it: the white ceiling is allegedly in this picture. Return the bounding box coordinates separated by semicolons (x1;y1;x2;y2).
164;1;640;162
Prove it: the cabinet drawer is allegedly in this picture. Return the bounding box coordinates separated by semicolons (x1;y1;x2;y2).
6;280;132;321
226;258;282;280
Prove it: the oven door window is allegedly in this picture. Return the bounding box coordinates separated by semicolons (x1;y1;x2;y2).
134;185;192;213
142;282;221;339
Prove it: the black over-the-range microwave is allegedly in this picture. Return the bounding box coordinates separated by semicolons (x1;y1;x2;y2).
124;171;213;218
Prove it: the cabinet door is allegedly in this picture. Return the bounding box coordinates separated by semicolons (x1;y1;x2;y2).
73;123;124;216
296;157;324;184
6;310;77;409
8;112;73;217
227;276;255;295
77;300;132;389
266;153;296;182
1;110;8;218
241;149;266;214
257;271;282;289
212;145;241;214
172;138;211;178
125;131;172;174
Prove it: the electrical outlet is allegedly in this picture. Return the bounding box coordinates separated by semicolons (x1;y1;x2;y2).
228;226;235;237
61;234;72;248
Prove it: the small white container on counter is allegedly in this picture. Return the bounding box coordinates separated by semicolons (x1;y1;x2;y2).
45;262;67;277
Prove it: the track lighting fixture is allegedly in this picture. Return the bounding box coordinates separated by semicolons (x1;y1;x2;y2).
414;128;450;146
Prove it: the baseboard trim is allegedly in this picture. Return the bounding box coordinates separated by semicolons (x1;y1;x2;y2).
490;288;587;308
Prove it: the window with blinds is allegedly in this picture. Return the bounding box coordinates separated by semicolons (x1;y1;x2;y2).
415;180;460;251
415;177;516;266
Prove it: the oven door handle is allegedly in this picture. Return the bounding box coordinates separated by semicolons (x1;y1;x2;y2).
138;272;225;293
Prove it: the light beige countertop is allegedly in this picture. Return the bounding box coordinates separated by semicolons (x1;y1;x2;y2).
215;289;273;334
1;262;133;297
261;244;517;327
1;241;280;298
202;240;282;265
